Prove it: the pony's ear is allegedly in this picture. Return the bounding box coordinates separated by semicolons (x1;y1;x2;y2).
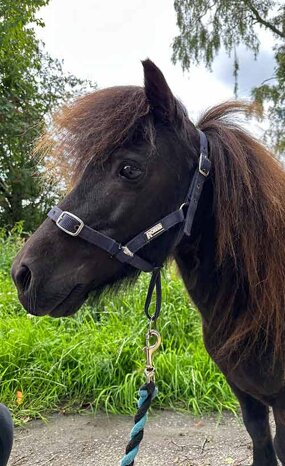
142;59;176;122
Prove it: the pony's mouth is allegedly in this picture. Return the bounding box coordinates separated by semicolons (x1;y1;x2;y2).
22;284;88;318
48;285;88;317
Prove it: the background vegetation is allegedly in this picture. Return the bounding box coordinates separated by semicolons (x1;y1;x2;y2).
0;229;237;423
172;0;285;157
0;0;92;231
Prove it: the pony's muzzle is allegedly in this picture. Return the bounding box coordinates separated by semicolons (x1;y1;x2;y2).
12;263;32;295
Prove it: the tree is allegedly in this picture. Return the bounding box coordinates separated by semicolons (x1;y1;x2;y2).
172;0;285;155
0;0;93;230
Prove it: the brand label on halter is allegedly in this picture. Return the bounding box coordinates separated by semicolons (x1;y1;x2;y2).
145;223;164;240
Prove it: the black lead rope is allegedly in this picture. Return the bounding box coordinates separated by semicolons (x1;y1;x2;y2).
47;129;211;465
144;267;162;322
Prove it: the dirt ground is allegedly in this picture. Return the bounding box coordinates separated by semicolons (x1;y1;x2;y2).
8;410;264;466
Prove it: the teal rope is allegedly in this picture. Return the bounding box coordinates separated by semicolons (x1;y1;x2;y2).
120;382;157;466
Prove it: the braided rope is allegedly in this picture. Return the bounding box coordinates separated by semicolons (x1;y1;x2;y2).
120;381;157;466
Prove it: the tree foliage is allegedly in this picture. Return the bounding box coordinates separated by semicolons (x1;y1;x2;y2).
172;0;285;155
0;0;92;230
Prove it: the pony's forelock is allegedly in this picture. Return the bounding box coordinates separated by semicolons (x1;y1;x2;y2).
36;86;156;186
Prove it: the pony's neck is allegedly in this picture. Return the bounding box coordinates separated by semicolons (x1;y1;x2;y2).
174;180;243;325
174;181;216;320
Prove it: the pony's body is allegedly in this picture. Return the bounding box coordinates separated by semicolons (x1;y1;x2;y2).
12;60;285;465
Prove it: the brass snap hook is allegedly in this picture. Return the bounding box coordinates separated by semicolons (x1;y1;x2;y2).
144;329;161;383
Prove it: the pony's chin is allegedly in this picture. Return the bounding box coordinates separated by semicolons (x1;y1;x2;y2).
46;287;91;317
19;285;89;318
48;296;87;317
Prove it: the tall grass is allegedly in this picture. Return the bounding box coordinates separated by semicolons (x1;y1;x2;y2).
0;227;237;423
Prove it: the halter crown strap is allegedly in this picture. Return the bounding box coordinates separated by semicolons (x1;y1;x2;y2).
184;130;211;236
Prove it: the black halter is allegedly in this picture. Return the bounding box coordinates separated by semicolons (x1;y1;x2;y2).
48;130;211;322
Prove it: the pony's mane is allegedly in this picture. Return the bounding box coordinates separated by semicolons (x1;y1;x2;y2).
37;86;154;185
198;102;285;363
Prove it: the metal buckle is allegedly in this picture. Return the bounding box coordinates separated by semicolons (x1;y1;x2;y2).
199;154;210;177
121;246;134;257
56;211;84;237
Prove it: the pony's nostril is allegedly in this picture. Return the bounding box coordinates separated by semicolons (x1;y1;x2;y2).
15;265;32;294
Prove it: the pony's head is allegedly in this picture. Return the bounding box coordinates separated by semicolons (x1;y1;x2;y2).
12;60;200;317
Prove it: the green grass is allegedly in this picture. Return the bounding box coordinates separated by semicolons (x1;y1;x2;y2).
0;227;237;423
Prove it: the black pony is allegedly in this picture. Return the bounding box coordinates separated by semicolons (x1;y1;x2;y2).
12;60;285;465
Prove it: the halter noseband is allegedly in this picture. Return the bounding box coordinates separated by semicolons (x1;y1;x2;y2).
48;130;211;320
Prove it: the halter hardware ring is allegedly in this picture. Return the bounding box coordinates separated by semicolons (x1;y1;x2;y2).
179;202;188;211
199;154;210;177
56;211;85;237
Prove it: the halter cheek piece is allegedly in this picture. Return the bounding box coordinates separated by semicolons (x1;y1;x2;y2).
48;130;211;320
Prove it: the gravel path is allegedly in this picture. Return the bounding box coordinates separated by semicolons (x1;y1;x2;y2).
8;410;260;466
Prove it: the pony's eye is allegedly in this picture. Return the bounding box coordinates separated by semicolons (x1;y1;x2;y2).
119;164;143;180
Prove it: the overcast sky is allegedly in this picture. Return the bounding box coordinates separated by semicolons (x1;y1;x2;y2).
37;0;275;125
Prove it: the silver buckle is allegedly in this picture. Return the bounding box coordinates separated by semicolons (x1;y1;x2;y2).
121;246;134;257
199;154;210;177
56;211;84;237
